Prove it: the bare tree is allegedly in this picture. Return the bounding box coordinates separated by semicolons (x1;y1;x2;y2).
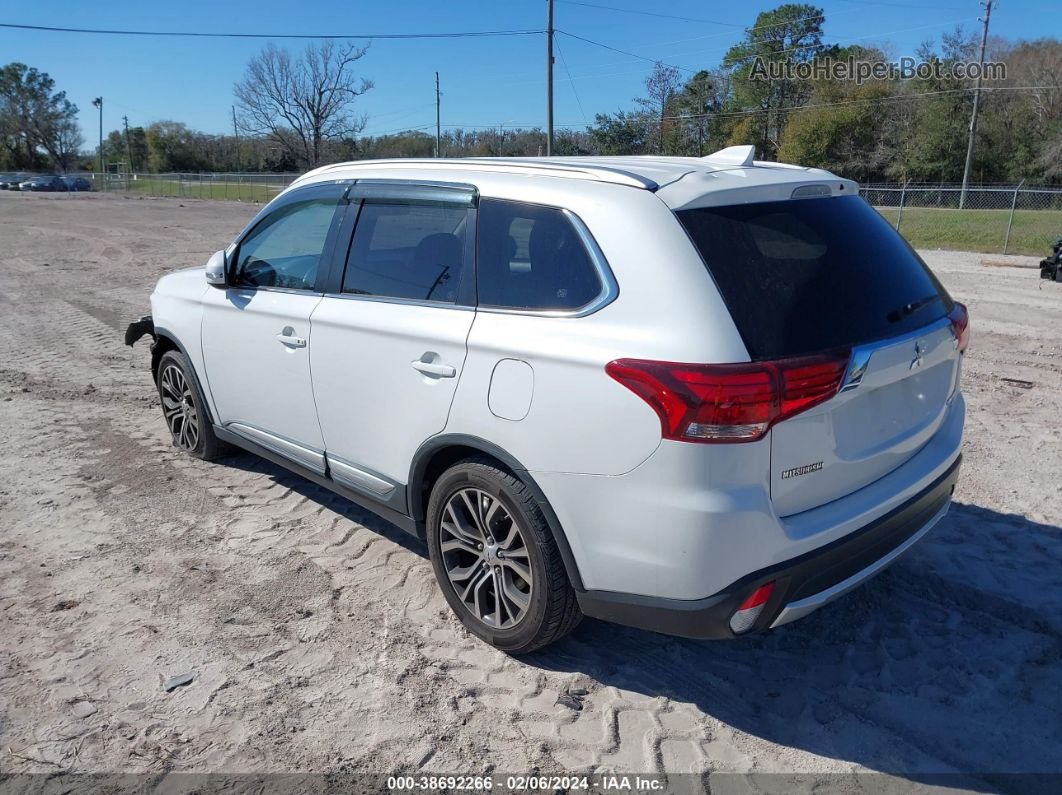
637;62;682;154
235;41;373;168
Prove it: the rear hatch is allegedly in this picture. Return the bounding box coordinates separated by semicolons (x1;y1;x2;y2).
677;194;961;517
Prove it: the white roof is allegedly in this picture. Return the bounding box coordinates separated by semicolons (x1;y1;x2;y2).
296;148;859;210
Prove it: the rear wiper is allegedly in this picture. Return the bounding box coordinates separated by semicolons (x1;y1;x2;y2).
887;294;940;323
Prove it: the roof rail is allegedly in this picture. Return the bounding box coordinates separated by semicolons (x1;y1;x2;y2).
311;158;659;190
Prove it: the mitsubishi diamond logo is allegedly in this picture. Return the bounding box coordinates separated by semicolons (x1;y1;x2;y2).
910;340;926;370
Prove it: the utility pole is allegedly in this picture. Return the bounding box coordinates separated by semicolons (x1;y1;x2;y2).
92;97;103;189
960;0;993;209
435;72;442;158
122;115;134;174
546;0;554;156
232;106;241;172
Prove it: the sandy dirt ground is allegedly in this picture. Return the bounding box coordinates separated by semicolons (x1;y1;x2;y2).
0;192;1060;792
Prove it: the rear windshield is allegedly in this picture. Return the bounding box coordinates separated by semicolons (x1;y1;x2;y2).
677;195;953;360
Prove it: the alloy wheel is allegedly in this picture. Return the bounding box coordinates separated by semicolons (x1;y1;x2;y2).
159;363;199;451
439;488;533;630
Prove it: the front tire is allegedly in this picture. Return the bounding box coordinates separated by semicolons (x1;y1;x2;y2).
426;458;581;654
156;350;223;461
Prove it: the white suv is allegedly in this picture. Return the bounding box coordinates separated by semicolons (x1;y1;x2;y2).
127;148;968;653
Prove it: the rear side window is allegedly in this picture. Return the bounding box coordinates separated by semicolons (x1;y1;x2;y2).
477;199;604;311
677;195;953;360
342;202;470;303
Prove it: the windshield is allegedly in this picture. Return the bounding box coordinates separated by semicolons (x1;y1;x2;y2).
677;195;953;360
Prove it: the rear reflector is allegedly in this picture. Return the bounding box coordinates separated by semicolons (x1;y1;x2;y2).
948;302;970;353
729;582;775;634
606;350;850;444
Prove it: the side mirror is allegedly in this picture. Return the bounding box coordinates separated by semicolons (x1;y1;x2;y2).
205;250;228;287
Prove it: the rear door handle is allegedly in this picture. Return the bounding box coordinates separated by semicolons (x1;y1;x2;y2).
276;332;307;348
411;360;456;378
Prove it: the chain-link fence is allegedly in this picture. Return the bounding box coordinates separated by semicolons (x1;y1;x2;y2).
2;171;301;202
10;170;1060;257
103;172;300;202
860;183;1062;256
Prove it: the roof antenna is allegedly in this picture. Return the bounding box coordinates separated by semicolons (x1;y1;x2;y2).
703;145;756;167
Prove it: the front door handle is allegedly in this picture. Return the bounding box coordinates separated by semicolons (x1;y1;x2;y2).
276;331;307;348
411;360;456;378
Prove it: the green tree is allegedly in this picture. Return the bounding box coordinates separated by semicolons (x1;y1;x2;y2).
721;4;826;159
778;83;892;180
777;46;893;180
586;110;652;155
883;29;978;182
981;39;1062;181
126;126;149;172
359;130;435;159
145;121;208;172
0;62;82;170
670;70;728;156
101;126;150;172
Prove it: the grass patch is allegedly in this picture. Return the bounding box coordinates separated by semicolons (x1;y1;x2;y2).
116;177;287;203
874;206;1061;256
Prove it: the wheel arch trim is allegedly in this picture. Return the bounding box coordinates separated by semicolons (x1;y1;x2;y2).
152;325;217;427
408;434;585;592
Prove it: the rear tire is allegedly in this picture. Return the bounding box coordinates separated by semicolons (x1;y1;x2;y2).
156;350;223;461
426;458;581;654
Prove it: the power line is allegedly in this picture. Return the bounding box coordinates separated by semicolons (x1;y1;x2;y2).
363;123;435;137
836;0;971;10
349;0;957;97
465;14;965;93
375;85;1056;133
558;16;971;79
553;9;972;81
556;30;699;73
558;1;741;27
0;22;544;40
366;102;437;121
558;1;880;38
554;36;588;124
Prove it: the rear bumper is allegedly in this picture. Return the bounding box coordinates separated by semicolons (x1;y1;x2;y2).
576;454;961;639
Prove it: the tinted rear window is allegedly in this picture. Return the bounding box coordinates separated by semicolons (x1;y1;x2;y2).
677;195;953;360
477;198;604;311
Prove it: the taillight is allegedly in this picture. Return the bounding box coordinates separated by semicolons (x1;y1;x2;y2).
948;302;970;353
606;350;850;444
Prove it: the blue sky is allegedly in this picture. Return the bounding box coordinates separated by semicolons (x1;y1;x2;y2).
0;0;1054;142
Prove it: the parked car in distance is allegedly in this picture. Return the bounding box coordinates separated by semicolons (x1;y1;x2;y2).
127;148;968;654
20;175;68;192
63;175;92;192
0;173;28;190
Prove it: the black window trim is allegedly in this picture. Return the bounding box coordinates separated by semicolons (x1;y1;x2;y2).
325;179;479;309
474;197;619;318
227;180;353;295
